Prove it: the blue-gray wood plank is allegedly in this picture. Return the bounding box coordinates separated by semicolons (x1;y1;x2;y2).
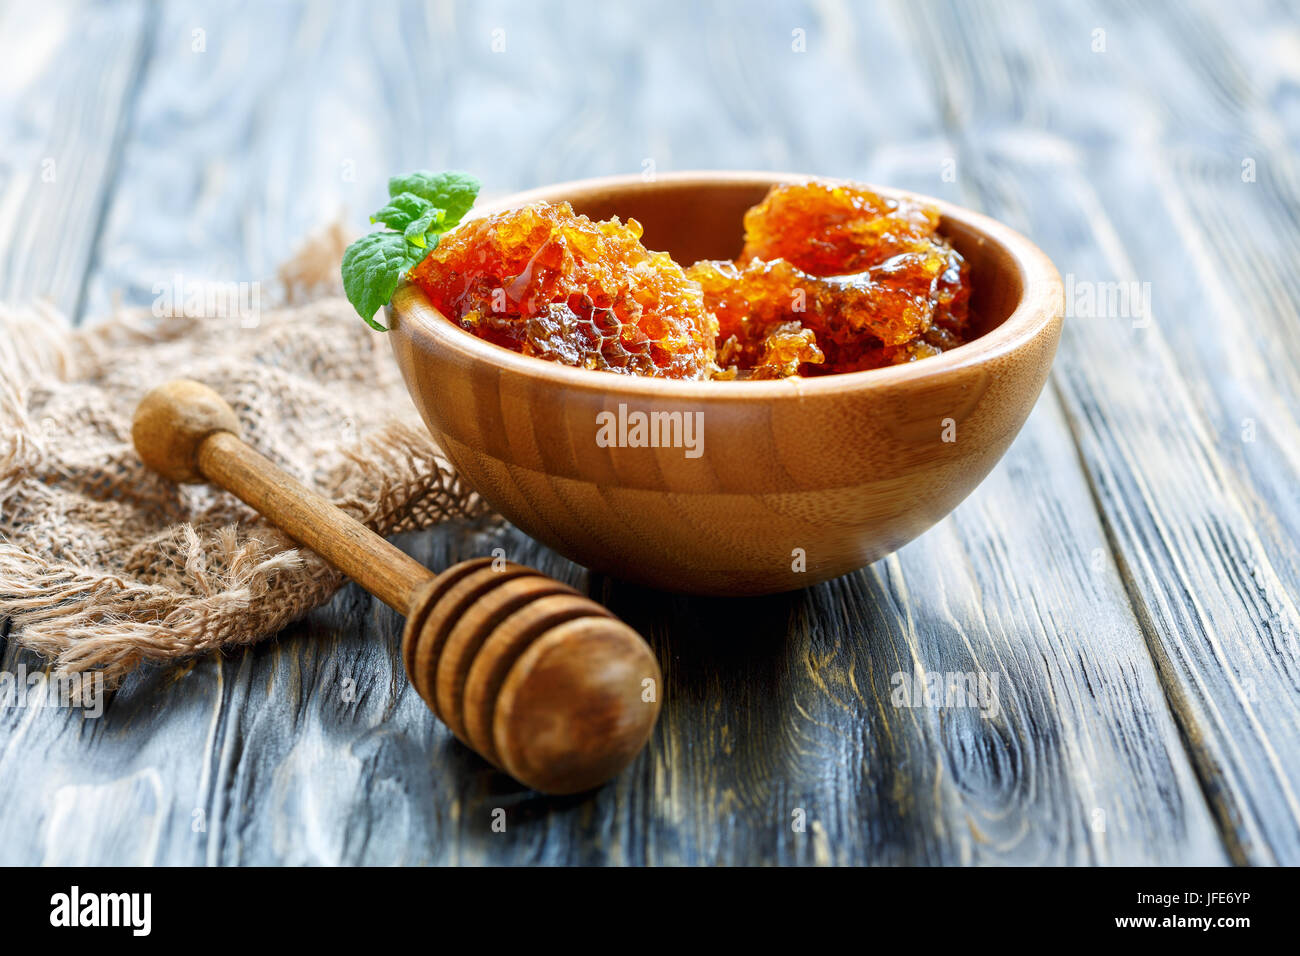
0;0;1295;865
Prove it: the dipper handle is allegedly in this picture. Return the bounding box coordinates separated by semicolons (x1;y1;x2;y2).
131;380;661;794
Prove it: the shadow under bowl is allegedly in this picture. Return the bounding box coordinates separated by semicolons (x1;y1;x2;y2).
388;171;1063;596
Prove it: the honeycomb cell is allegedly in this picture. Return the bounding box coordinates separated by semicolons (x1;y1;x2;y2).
693;180;971;378
739;180;941;275
409;201;719;380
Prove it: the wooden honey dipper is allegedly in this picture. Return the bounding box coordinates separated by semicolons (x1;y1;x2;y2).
131;379;662;795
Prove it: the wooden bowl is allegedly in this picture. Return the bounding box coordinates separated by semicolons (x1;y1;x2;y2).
388;172;1063;596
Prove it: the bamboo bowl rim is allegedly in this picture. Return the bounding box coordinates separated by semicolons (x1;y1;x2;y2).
389;171;1062;400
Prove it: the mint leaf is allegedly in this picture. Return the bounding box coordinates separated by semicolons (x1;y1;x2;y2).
387;170;481;226
371;192;434;231
341;231;420;330
403;206;444;248
341;169;481;329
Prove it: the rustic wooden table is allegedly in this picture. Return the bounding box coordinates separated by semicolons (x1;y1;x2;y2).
1;0;1297;866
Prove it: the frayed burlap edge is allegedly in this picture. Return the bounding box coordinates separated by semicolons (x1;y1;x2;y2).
0;227;494;685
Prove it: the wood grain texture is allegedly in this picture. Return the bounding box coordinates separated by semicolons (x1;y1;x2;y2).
0;0;1294;865
898;0;1300;865
0;0;150;315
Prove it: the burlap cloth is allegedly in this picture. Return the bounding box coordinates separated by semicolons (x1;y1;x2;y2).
0;226;491;685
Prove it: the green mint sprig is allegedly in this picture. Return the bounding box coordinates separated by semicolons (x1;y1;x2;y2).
341;170;481;330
